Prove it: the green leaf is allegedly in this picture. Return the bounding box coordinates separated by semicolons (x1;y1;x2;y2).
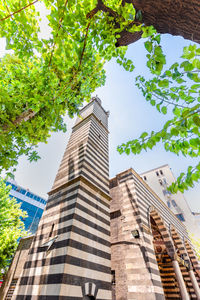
161;106;167;114
153;34;161;44
191;84;200;89
170;62;179;70
193;116;200;126
171;127;179;136
192;58;200;69
125;147;130;155
140;132;148;139
144;41;153;53
158;79;169;88
165;70;172;77
180;61;194;72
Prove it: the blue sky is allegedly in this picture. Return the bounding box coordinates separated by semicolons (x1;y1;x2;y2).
12;33;200;212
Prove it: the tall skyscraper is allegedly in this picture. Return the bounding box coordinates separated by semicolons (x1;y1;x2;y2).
13;97;111;299
140;164;200;239
6;180;47;234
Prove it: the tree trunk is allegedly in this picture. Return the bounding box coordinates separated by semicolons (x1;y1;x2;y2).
117;0;200;46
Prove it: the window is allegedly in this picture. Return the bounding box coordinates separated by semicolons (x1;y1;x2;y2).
160;170;163;175
163;190;172;196
49;223;55;237
163;190;167;196
131;229;140;238
144;176;147;181
156;171;159;176
163;178;167;184
176;213;185;222
111;270;116;285
20;188;26;195
158;179;163;186
172;200;177;207
110;210;121;220
167;201;171;208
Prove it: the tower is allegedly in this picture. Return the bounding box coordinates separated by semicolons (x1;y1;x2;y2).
13;97;111;299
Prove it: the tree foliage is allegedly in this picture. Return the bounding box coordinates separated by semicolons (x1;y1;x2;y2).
0;0;200;192
0;0;164;175
118;42;200;193
0;178;27;276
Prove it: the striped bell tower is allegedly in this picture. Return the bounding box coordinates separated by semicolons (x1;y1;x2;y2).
13;97;111;300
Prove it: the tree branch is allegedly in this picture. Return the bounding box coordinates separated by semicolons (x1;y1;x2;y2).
48;0;68;67
0;0;38;22
139;81;188;109
78;21;91;71
87;0;119;19
2;109;37;132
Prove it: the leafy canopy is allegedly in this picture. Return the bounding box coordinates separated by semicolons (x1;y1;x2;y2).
0;178;27;276
0;0;200;192
0;0;162;176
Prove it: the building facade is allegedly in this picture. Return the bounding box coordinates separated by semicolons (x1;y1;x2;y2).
0;236;34;300
1;99;200;300
140;165;200;239
110;169;200;299
192;212;200;228
6;180;47;234
12;97;111;299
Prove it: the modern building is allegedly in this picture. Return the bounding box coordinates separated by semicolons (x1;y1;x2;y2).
140;165;200;239
6;179;47;234
193;212;200;228
1;98;200;300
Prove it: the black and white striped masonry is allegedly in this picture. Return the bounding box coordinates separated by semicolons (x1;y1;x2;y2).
13;97;111;300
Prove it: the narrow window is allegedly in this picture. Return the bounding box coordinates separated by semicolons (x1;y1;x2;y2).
49;223;55;237
172;200;177;207
144;176;147;181
160;170;163;175
111;270;116;285
176;213;185;222
156;171;159;176
167;201;171;208
159;179;163;186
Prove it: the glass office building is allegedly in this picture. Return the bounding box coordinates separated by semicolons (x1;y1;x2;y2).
6;180;47;234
